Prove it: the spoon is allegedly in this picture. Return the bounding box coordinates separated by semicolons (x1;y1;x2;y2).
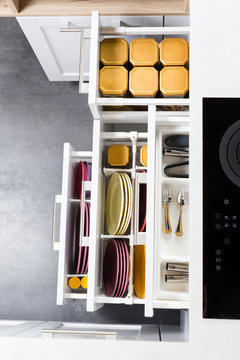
162;188;172;233
175;190;185;237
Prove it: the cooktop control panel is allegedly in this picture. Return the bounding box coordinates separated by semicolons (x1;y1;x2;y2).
203;98;240;319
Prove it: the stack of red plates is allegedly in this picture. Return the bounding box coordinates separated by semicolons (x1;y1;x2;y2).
139;170;147;232
103;239;130;297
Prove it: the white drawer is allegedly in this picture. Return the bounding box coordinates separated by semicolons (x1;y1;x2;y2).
88;11;190;119
54;107;190;319
52;144;92;305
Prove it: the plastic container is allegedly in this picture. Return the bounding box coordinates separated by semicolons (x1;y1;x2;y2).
100;38;128;65
160;66;189;97
108;145;129;166
160;38;189;66
140;145;147;166
99;66;128;96
130;38;159;66
129;67;158;97
68;277;81;290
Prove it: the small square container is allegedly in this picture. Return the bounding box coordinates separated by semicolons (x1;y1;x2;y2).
160;38;189;66
160;66;189;97
140;145;148;166
129;67;158;97
99;66;128;96
100;38;129;66
107;145;130;167
130;38;159;66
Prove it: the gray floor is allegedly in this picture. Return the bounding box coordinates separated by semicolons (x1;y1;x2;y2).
0;18;179;325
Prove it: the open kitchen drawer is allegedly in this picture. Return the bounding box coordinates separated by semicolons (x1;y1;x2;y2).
54;107;190;318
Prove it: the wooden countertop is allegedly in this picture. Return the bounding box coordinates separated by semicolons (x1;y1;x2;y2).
1;0;189;17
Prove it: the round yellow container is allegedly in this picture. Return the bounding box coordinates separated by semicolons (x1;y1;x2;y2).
129;67;158;97
160;66;189;97
81;277;88;289
100;38;128;65
99;66;128;96
160;38;189;66
68;277;81;290
130;38;159;66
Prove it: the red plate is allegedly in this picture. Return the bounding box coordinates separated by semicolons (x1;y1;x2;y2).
103;239;119;297
76;161;84;199
116;240;126;298
114;240;123;297
119;240;130;298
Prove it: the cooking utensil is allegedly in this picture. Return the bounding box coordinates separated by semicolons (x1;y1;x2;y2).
163;148;189;157
166;262;188;273
164;161;189;178
175;190;185;237
164;135;189;148
162;188;172;233
165;275;188;283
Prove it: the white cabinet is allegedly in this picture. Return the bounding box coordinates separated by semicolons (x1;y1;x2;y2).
17;10;190;342
16;17;92;82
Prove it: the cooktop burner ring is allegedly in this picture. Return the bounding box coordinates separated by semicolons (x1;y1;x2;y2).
219;119;240;187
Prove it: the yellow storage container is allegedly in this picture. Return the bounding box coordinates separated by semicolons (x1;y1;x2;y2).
160;38;189;66
99;66;128;96
100;38;128;65
129;67;158;97
130;38;159;66
160;66;189;97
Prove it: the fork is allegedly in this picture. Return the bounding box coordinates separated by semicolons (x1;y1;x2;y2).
162;188;172;233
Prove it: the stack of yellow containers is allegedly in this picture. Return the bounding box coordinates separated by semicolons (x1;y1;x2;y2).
129;39;159;97
99;38;129;96
159;38;189;97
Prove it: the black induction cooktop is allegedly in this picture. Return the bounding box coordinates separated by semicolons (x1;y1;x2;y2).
203;98;240;319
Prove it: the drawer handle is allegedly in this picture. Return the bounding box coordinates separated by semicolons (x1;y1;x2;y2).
51;194;62;251
42;329;117;339
59;25;89;94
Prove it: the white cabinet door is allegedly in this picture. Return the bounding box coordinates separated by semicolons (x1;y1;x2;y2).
16;17;91;82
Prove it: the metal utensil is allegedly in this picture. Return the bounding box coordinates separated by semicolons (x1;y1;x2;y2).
162;188;172;233
163;148;189;158
165;275;188;283
175;190;185;237
166;262;188;273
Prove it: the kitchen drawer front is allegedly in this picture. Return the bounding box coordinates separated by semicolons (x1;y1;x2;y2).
17;16;91;82
88;11;190;119
53;143;92;305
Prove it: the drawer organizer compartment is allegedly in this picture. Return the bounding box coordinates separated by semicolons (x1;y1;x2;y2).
88;11;190;119
154;123;189;307
53;143;92;304
91;130;149;306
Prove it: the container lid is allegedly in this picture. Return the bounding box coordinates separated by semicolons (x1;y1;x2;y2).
140;145;147;166
100;38;128;65
160;38;189;66
81;276;88;289
160;67;189;96
108;145;129;166
99;66;128;96
129;67;158;97
68;277;81;290
130;38;159;66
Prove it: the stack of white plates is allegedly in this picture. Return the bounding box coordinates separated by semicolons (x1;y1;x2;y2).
105;172;133;235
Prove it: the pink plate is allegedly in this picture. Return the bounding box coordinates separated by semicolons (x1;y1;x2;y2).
117;240;127;298
114;240;123;297
120;240;130;298
83;202;90;274
103;239;119;297
76;161;84;199
80;203;89;274
76;205;82;274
